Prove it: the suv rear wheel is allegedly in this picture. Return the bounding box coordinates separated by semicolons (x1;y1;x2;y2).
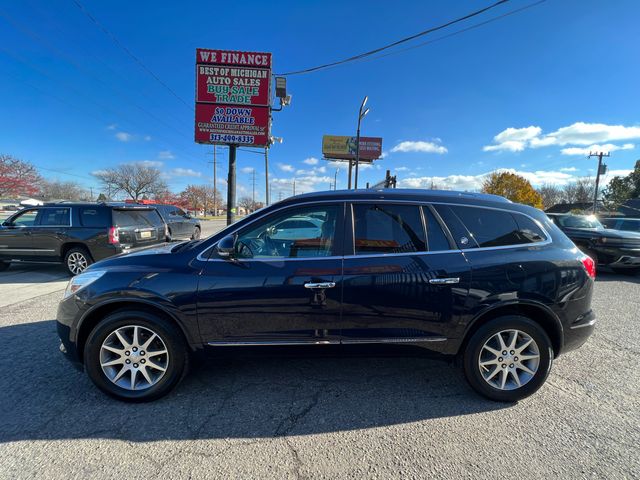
191;226;201;240
0;261;9;272
84;310;188;402
64;247;92;275
463;315;553;402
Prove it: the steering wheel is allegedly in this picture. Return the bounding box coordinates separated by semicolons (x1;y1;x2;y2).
236;238;265;258
257;230;279;256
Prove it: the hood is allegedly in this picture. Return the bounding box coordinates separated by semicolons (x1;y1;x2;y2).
86;242;183;271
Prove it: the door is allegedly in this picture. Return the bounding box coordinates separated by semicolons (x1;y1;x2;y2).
29;207;71;259
340;203;471;345
173;207;191;237
0;208;39;259
197;203;345;344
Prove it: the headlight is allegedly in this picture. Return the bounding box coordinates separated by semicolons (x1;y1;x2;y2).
63;270;106;299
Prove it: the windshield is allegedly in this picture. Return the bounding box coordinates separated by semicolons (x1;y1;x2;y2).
558;215;603;229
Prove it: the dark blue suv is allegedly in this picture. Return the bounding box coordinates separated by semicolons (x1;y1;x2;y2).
56;189;596;402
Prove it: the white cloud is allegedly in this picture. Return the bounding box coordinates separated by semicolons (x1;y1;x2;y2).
169;168;202;177
240;167;254;174
106;124;117;130
560;167;578;172
278;163;294;172
115;132;133;142
143;135;152;141
158;150;175;160
395;167;410;172
391;140;448;154
485;122;640;153
303;157;319;165
560;143;634;156
136;160;163;168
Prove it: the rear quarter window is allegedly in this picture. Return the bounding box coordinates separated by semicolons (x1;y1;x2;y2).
113;209;164;227
79;207;110;228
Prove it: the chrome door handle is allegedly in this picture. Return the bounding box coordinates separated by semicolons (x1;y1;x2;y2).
429;277;460;285
304;282;336;289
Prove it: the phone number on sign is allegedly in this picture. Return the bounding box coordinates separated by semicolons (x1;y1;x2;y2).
209;134;255;144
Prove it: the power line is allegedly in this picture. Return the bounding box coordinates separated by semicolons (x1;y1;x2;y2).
275;0;510;76
347;0;546;67
71;0;193;111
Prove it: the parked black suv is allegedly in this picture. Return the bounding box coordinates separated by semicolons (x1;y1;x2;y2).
0;203;168;275
57;189;595;402
548;213;640;275
151;204;201;240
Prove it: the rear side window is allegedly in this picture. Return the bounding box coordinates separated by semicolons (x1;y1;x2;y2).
422;207;451;251
353;204;426;254
38;208;70;226
113;209;164;227
80;207;109;227
444;205;546;248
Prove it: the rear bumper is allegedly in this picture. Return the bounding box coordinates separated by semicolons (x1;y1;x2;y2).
562;309;596;354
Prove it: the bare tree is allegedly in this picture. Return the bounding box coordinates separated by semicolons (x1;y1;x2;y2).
238;196;256;213
537;184;564;209
40;179;90;201
574;177;596;204
93;164;168;200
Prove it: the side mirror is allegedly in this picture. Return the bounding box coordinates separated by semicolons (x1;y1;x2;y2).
216;234;236;258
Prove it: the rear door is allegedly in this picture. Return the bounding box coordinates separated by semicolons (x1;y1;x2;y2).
0;208;39;259
340;202;471;346
29;207;72;259
112;208;166;248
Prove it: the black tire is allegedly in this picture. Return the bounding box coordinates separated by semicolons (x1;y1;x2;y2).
84;310;188;402
64;247;92;276
611;267;640;276
191;226;201;240
0;261;9;272
463;315;553;402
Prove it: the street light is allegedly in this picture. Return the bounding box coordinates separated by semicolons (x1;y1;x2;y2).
354;96;370;190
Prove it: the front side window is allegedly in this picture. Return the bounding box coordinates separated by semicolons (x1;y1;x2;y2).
353;204;426;255
10;209;39;226
236;205;338;258
38;208;70;226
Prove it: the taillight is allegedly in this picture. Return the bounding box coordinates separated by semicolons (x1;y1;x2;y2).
581;254;596;279
108;227;120;245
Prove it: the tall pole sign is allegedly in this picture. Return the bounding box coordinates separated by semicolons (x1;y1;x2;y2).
195;48;272;224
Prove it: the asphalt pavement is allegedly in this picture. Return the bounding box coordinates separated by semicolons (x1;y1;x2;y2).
0;219;638;479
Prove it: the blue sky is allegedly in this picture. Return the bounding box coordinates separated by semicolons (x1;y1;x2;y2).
1;0;639;201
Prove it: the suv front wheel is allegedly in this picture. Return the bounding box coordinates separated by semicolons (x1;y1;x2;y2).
463;315;553;402
84;310;188;402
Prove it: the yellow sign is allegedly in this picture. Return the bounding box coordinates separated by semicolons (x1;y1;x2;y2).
322;135;382;161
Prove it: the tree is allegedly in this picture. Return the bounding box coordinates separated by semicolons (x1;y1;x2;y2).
481;171;543;208
537;184;564;210
39;179;89;201
0;154;42;198
238;196;257;213
573;177;596;204
93;163;168;200
604;160;640;208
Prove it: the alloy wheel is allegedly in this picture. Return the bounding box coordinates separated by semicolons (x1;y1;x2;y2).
478;329;540;390
99;325;169;391
67;252;88;274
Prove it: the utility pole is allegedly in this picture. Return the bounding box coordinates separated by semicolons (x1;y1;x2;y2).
292;178;296;196
278;190;284;201
588;151;610;213
207;146;218;217
334;168;338;190
227;145;237;225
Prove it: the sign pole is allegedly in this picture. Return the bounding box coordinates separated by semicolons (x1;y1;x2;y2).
265;147;270;206
227;145;237;225
354;124;361;190
347;160;353;189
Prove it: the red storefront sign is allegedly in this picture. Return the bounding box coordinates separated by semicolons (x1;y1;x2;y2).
195;104;270;146
195;49;272;146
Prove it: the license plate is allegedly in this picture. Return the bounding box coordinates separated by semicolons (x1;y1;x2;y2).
140;231;152;239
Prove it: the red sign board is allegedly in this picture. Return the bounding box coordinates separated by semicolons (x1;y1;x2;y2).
195;104;270;146
195;49;272;147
